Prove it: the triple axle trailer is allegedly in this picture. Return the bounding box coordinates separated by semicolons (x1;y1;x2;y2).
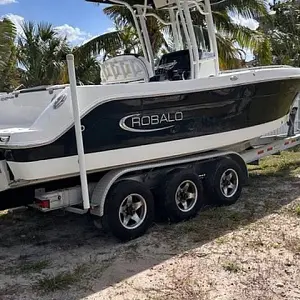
0;56;299;241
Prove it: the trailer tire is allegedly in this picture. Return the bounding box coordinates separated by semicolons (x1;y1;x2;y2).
160;170;204;222
102;180;154;241
206;158;243;206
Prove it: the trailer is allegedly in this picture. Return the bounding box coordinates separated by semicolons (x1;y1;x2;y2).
1;56;300;242
24;129;298;240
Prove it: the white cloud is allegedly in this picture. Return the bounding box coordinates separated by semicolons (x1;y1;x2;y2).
54;24;92;44
0;0;17;5
80;34;97;45
104;27;116;33
244;48;254;62
229;14;259;62
1;14;94;45
230;15;259;30
81;26;116;45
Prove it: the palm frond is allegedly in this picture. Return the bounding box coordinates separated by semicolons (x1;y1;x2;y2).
104;5;135;27
17;20;71;87
212;0;268;20
0;18;17;72
76;31;122;57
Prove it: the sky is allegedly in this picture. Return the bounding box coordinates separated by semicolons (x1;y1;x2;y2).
0;0;114;44
0;0;267;60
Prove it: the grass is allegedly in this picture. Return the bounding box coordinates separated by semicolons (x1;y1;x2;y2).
282;201;300;218
35;257;114;293
171;207;252;245
20;260;50;274
248;148;300;177
0;285;22;297
294;205;300;217
246;237;265;249
3;259;50;275
135;270;208;300
0;209;8;216
124;242;140;261
279;231;300;254
0;210;12;220
284;237;300;254
215;236;231;245
0;149;299;299
222;261;242;273
161;148;300;249
36;264;88;293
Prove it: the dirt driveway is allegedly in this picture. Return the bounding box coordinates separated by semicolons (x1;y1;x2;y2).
0;150;300;300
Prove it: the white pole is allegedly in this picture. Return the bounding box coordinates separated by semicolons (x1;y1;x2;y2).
175;0;195;79
169;9;180;51
137;7;155;71
110;0;149;62
66;54;90;210
204;0;219;75
175;11;184;49
182;0;200;78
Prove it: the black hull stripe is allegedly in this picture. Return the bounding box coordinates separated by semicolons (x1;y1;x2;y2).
5;78;300;163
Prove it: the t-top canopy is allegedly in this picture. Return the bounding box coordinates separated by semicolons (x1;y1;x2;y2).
86;0;156;8
86;0;211;9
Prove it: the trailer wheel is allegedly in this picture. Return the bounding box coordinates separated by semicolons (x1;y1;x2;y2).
102;180;154;241
161;170;204;222
206;158;243;205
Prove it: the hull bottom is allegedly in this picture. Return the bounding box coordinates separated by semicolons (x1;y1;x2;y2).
8;115;288;182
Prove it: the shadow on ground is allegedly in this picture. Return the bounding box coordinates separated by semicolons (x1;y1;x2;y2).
0;171;299;300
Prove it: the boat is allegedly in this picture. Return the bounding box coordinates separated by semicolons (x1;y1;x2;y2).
0;0;300;187
0;85;67;129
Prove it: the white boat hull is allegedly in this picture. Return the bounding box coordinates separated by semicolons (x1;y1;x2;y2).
7;115;287;181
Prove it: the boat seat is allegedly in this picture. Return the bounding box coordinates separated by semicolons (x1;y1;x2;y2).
151;49;203;81
100;54;154;85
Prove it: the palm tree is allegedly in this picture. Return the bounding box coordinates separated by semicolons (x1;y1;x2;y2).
71;46;102;84
100;4;171;58
17;21;103;87
79;23;141;60
82;0;272;69
75;28;123;59
17;21;71;87
208;0;272;67
0;18;16;72
0;18;19;91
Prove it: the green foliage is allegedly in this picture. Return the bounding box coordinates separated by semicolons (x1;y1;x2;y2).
0;0;278;88
72;46;101;84
76;30;122;58
88;0;271;69
15;21;101;87
257;0;300;66
210;0;272;67
17;21;70;87
0;18;16;72
0;18;19;92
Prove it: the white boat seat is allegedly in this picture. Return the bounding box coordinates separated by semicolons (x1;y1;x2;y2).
100;54;154;85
